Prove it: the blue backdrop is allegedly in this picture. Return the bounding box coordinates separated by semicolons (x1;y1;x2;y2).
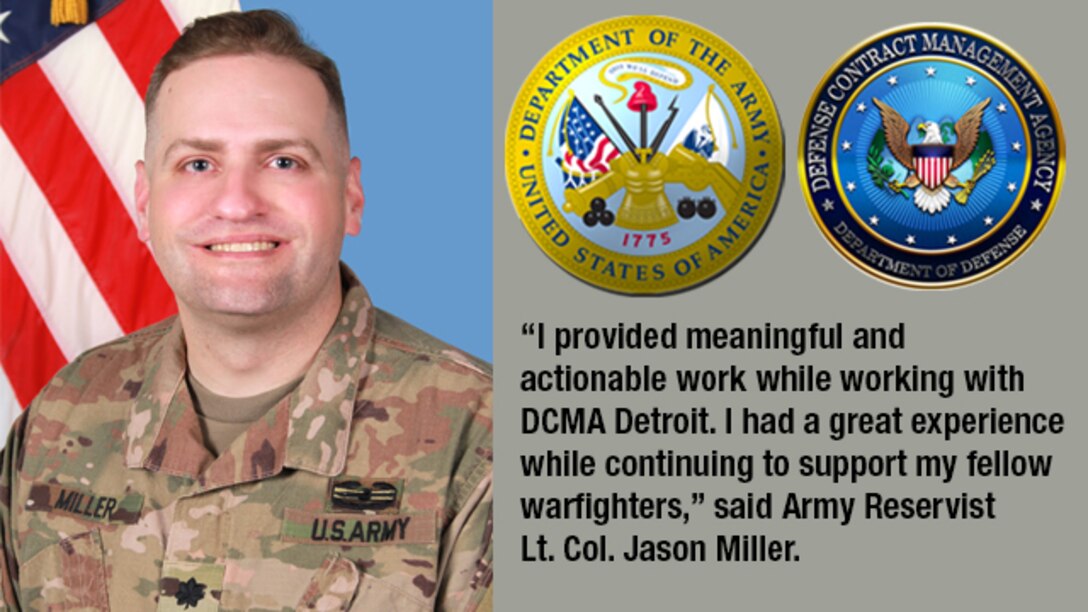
242;1;493;361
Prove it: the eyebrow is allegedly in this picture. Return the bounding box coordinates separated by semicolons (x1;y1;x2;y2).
161;138;325;166
254;138;324;165
161;138;222;163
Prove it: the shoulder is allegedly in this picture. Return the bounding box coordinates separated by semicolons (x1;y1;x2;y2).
17;318;176;476
359;311;493;507
358;308;492;433
30;317;177;409
370;308;492;388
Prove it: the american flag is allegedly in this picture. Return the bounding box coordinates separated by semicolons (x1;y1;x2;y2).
0;0;238;432
556;96;620;189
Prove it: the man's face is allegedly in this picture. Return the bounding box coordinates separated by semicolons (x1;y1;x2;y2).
136;54;363;324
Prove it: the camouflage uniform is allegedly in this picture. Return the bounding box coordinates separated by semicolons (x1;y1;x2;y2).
0;267;493;611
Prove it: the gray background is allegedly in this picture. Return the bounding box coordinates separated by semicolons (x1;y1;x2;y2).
494;0;1084;609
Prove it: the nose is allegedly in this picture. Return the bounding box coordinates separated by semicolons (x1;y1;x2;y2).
210;165;268;220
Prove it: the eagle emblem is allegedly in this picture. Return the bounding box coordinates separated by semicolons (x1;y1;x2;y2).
872;97;993;214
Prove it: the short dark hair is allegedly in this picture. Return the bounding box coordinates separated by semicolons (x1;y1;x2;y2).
145;10;347;138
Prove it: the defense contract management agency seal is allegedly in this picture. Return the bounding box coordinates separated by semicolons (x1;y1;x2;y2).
800;24;1063;288
506;16;783;294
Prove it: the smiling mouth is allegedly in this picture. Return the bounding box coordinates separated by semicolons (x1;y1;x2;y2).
205;241;280;253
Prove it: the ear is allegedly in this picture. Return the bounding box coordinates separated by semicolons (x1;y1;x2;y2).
135;160;152;242
344;157;364;236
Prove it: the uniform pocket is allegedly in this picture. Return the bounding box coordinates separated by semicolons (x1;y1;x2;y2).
294;554;429;612
296;554;360;611
18;528;110;610
350;572;429;612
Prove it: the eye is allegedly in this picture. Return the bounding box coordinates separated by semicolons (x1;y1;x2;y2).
183;159;213;173
270;156;300;170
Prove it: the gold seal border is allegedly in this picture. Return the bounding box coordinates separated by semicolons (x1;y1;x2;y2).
505;15;784;295
798;22;1065;289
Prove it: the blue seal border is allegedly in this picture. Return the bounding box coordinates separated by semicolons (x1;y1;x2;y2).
799;23;1064;288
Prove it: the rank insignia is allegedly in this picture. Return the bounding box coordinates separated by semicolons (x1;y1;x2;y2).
505;16;783;294
159;561;224;611
799;24;1063;287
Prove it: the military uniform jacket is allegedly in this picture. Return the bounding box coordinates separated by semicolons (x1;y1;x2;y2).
0;270;493;611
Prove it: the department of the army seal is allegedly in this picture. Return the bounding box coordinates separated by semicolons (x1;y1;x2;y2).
506;16;783;294
800;24;1063;288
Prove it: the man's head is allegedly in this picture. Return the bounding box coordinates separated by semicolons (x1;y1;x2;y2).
136;11;363;328
145;10;349;151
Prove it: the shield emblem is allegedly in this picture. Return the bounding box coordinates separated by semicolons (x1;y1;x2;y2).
912;144;954;190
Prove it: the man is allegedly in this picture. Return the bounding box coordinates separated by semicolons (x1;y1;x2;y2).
0;10;492;611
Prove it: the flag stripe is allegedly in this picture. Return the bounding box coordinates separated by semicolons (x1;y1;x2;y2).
161;0;239;32
97;0;180;97
564;138;618;175
916;156;951;190
0;244;68;409
0;129;124;358
587;138;618;173
0;64;175;333
0;367;19;428
38;24;148;222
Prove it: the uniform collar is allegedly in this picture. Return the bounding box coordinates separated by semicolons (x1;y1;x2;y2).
124;264;375;482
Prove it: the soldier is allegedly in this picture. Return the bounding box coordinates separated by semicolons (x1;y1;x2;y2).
0;10;492;611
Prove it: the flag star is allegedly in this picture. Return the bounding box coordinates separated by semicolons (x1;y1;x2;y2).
983;216;994;226
846;181;857;192
947;235;958;245
856;102;867;113
997;102;1008;113
821;199;835;211
886;75;898;86
1031;199;1044;211
1007;182;1017;192
841;140;852;151
0;10;11;45
906;235;916;245
1011;141;1022;152
965;75;977;86
925;66;936;77
869;215;879;226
